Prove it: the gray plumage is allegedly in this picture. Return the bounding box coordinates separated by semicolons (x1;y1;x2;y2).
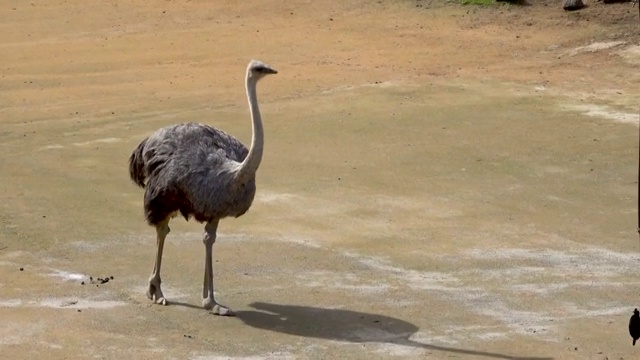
128;60;277;315
129;122;255;224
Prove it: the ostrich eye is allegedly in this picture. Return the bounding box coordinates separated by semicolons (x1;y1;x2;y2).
254;66;266;73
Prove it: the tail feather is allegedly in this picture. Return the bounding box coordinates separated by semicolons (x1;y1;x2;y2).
129;137;148;188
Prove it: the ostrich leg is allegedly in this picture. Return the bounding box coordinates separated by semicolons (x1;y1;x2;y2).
147;220;169;305
202;220;234;316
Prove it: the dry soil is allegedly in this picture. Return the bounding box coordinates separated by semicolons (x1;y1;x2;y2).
1;1;640;359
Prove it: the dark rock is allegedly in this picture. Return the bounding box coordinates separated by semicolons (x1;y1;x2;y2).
563;0;584;11
19;267;23;271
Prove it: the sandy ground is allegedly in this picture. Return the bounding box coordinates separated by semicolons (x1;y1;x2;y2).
1;0;640;359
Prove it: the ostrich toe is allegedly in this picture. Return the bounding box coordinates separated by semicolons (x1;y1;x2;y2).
203;298;235;316
147;280;167;306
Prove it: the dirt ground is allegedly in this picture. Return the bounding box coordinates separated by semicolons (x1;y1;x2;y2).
1;0;640;359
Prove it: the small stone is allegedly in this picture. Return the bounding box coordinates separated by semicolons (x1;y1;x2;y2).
81;281;85;285
77;309;81;312
563;0;584;11
109;276;114;280
19;267;24;271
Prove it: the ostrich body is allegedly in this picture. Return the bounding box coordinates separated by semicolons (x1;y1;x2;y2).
631;308;640;346
128;60;277;315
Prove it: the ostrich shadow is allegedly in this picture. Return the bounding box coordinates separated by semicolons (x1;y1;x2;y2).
236;302;553;360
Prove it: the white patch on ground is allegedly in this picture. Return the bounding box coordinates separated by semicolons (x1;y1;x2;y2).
39;298;126;309
296;271;390;294
464;247;640;278
0;321;45;346
409;331;459;346
40;144;64;150
0;299;23;307
617;45;640;64
67;240;109;251
341;243;637;341
190;352;295;360
455;246;638;335
39;341;63;349
255;191;301;204
72;137;121;146
567;41;626;56
509;283;569;295
381;298;419;307
477;304;555;337
275;235;322;248
0;298;127;309
1;250;27;259
48;269;88;281
370;342;426;357
562;103;638;126
342;252;460;291
475;332;507;341
562;304;630;318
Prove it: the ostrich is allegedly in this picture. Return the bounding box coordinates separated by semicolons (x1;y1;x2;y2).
128;60;277;315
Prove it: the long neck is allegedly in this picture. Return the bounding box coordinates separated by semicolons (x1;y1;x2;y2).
236;75;263;181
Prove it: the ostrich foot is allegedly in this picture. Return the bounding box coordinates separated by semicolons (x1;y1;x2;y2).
202;298;235;316
146;280;168;306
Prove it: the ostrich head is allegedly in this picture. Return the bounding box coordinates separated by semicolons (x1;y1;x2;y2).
247;60;277;81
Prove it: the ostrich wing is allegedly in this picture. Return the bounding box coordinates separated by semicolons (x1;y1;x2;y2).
143;122;249;177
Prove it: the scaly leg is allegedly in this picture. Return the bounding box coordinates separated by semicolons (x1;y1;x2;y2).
147;219;169;305
201;220;234;316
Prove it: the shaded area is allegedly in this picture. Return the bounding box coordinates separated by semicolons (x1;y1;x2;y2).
237;302;553;360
